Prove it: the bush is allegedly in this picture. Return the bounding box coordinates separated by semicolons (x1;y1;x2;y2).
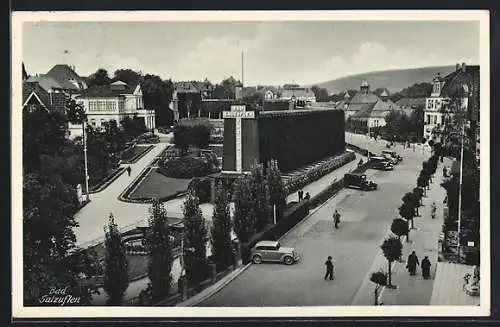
159;156;215;178
136;133;160;144
189;177;212;203
210;135;224;144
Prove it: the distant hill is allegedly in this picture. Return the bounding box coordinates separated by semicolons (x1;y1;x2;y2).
311;65;457;95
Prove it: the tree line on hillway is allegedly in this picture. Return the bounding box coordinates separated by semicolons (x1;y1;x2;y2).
23;99;287;305
81;68;434;127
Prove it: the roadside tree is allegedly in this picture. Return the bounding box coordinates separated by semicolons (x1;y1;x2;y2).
211;181;233;271
380;236;403;288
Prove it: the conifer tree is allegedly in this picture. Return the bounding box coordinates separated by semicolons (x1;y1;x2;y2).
146;200;173;303
232;175;257;243
182;189;208;285
103;213;129;305
211;181;233;270
267;159;287;222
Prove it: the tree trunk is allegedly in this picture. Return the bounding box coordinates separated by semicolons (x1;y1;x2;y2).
374;285;379;305
410;218;415;229
388;260;392;286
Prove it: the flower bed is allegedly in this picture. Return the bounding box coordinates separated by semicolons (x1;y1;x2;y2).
136;132;160;144
284;151;355;195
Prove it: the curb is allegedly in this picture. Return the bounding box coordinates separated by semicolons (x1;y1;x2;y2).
176;263;252;307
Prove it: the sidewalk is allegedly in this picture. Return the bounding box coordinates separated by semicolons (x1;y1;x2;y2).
351;157;453;305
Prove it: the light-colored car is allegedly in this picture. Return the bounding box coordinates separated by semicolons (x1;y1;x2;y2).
250;241;300;265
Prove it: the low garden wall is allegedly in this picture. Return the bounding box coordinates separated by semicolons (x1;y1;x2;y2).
89;167;126;194
120;145;155;164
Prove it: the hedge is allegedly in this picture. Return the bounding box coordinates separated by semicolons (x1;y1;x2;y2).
284;151;355;195
158;156;216;178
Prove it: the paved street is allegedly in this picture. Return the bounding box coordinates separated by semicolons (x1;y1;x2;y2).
198;136;430;306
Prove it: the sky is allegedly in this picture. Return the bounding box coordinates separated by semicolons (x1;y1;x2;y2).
22;20;480;86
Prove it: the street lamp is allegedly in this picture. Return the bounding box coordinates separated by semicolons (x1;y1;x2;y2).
456;119;469;261
66;99;90;202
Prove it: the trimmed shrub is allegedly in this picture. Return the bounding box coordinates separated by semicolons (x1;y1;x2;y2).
136;133;160;144
159;156;215;178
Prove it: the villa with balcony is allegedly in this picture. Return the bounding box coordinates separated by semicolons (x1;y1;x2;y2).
69;80;155;138
423;63;479;143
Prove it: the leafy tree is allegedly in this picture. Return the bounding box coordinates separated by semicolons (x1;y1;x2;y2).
402;191;419;217
172;124;191;155
311;85;330;102
398;201;415;239
182;189;208;286
389;82;433;103
380;236;402;287
412;187;423;206
211;181;233;271
146;200;173;303
141;74;174;127
266;159;287;222
87;68;112;86
103;213;129;305
250;163;272;232
282;83;300;90
391;218;409;242
370;271;387;305
232;175;257;243
113;69;142;86
417;173;429;196
191;124;211;149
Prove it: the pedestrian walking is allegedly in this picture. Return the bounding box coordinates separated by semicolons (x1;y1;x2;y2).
127;166;132;176
443;166;448;178
304;192;311;201
298;189;304;201
421;256;431;279
431;202;437;219
324;256;334;280
333;210;341;229
406;251;420;276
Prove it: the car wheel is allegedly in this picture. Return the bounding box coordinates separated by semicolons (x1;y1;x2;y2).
252;255;263;264
283;256;294;265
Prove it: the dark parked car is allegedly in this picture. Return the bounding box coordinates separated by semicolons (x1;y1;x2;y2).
344;172;378;190
381;150;403;162
370;160;394;171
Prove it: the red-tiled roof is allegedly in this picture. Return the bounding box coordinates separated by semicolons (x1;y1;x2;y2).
396;97;427;108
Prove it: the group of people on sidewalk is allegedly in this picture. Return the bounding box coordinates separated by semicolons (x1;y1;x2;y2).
406;251;432;280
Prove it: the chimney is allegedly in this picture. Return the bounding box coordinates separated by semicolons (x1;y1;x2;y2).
461;62;466;72
456;63;460;71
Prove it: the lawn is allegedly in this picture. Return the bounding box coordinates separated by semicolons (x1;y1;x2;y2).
121;145;154;164
128;168;191;200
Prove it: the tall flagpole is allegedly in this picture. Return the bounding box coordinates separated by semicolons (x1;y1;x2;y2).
241;51;244;87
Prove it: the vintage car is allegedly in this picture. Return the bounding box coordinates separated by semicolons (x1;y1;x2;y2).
250;241;300;265
381;150;403;162
370;159;394;171
344;172;378;191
